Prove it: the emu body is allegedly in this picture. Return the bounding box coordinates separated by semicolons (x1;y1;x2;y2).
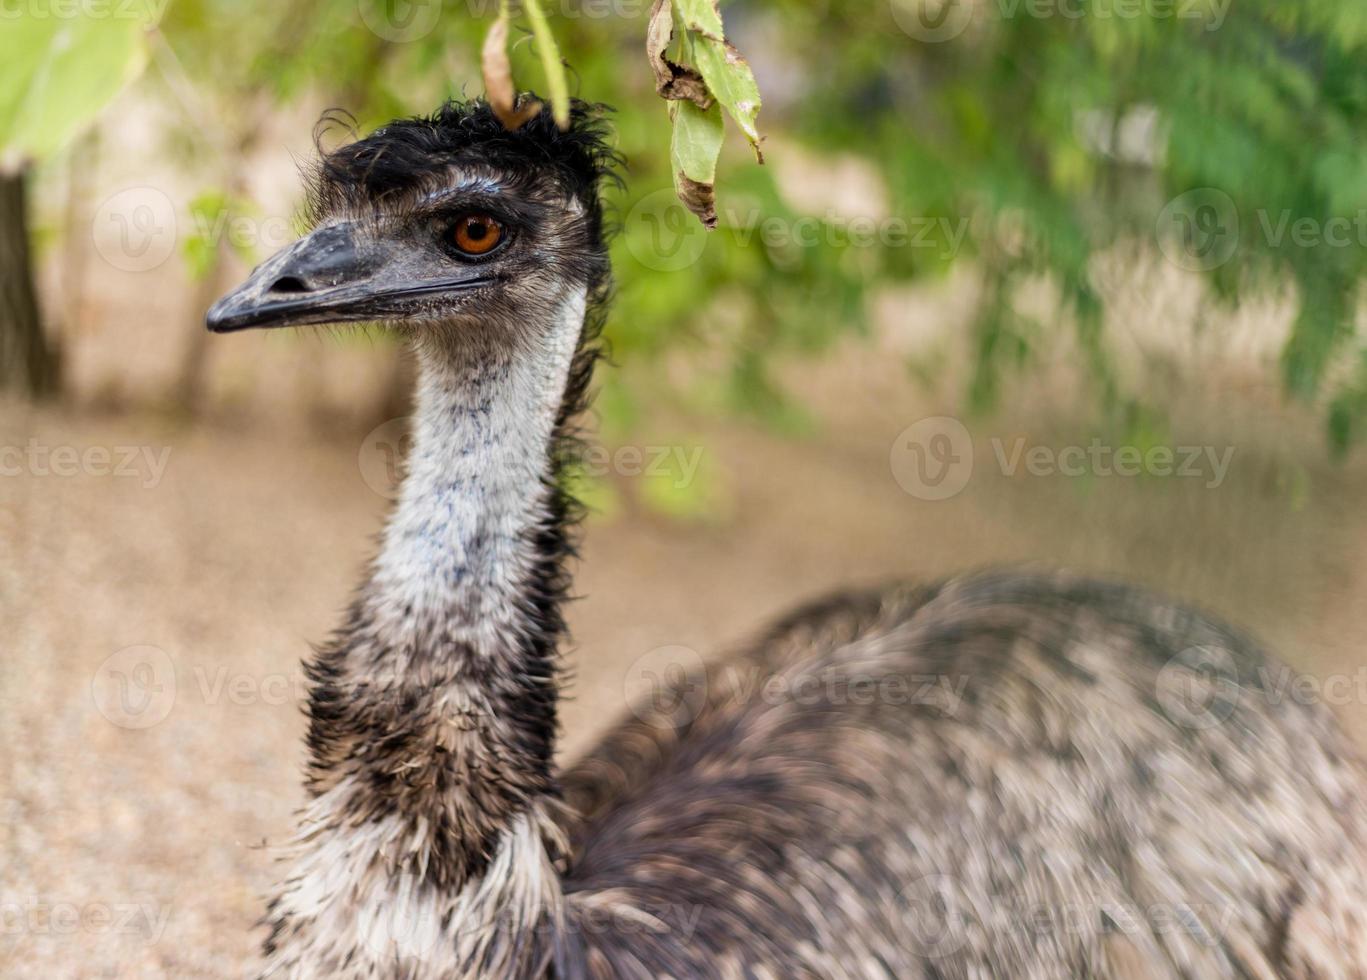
208;100;1367;978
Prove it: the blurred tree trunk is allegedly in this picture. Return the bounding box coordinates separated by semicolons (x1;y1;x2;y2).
0;168;59;398
59;131;99;346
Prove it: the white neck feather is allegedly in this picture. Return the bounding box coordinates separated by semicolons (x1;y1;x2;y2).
262;285;589;979
367;286;588;667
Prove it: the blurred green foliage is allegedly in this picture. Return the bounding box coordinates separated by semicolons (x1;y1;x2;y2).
0;2;158;169
7;0;1367;451
800;0;1367;450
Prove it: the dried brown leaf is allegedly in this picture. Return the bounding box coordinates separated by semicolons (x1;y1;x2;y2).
676;171;717;228
482;11;542;131
646;0;713;109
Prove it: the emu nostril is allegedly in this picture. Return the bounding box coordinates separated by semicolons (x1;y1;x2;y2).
268;275;311;294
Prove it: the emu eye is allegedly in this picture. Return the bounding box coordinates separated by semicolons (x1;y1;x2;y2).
450;215;504;256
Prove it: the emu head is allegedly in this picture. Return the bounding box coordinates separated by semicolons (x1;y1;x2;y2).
206;99;617;344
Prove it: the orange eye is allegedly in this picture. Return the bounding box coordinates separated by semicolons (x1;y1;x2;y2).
451;215;503;256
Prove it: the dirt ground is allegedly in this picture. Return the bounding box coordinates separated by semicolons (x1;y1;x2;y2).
4;341;1367;978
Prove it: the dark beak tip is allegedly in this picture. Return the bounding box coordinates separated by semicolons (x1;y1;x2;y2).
204;298;237;334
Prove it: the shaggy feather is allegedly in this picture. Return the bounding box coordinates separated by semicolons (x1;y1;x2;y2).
249;98;1367;979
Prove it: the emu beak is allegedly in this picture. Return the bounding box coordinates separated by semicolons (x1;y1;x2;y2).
205;222;494;333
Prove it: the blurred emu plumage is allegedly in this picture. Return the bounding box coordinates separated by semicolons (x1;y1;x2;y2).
207;99;1367;978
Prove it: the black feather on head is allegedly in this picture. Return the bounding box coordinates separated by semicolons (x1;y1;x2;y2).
307;97;622;244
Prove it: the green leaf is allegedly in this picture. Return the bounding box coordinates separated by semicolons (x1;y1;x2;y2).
669;98;723;226
0;11;154;171
521;0;569;129
670;98;723;182
674;0;762;159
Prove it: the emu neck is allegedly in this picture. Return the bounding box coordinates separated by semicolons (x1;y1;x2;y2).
373;301;584;678
265;288;589;978
346;286;589;835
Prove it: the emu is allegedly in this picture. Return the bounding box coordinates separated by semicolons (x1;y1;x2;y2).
207;99;1367;978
